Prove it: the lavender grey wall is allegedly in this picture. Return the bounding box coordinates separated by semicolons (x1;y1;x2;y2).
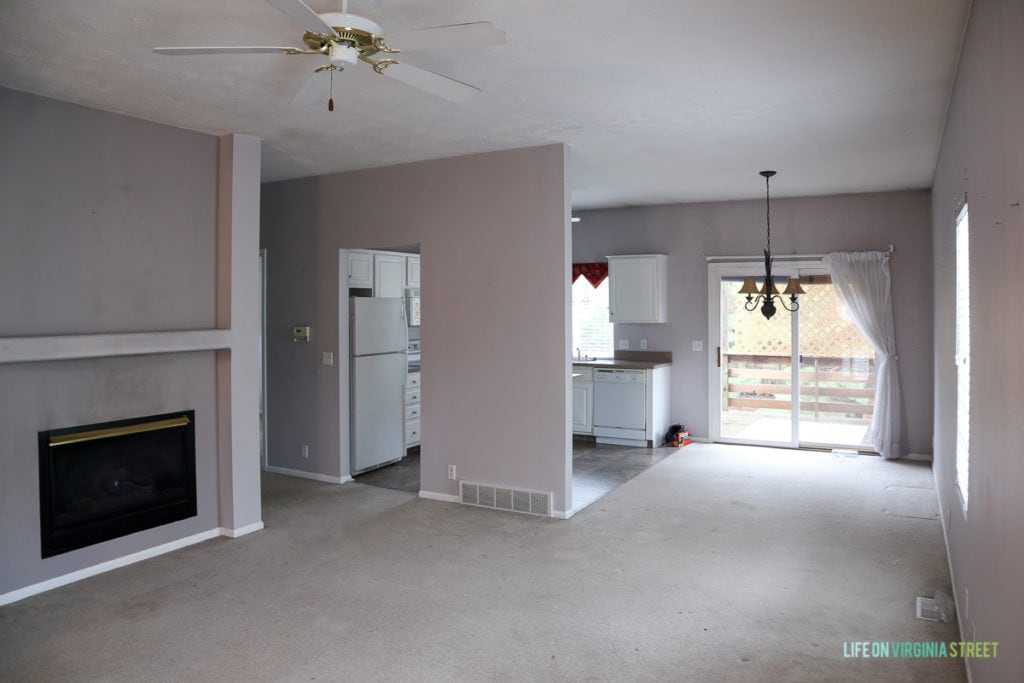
263;144;573;511
931;0;1024;679
0;88;222;594
0;88;216;335
573;190;934;453
259;178;324;476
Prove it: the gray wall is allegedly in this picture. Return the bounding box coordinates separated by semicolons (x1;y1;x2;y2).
0;88;222;595
0;88;216;335
931;0;1024;679
260;178;322;475
262;144;574;511
574;190;934;453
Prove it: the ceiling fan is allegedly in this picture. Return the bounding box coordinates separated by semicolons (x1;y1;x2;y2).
154;0;506;109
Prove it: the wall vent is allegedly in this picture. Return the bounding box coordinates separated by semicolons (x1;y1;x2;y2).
459;481;552;517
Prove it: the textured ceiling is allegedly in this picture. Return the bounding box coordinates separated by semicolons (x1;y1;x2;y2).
0;0;970;208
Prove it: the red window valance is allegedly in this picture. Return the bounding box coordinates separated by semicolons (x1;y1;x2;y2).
572;262;608;287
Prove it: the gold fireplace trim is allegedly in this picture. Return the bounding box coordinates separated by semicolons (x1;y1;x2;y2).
49;415;191;447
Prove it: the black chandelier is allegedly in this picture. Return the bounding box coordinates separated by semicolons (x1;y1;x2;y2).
739;170;805;319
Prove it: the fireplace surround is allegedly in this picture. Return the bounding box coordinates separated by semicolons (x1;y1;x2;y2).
38;411;197;558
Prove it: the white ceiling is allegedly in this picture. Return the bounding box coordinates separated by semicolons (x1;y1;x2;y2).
0;0;969;208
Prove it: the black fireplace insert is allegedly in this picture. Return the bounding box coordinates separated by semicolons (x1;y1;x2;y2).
38;410;197;558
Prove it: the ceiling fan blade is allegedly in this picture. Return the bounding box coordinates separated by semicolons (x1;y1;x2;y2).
262;0;338;37
291;70;332;107
379;62;480;103
384;21;506;52
154;46;299;55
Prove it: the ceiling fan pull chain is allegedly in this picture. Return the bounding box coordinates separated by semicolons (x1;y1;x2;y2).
328;69;335;111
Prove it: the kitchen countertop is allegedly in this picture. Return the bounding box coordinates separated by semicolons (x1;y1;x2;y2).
572;350;672;370
571;359;672;370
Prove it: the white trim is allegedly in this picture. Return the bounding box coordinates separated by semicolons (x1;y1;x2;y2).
905;452;933;462
552;508;576;519
0;528;221;607
418;490;460;503
218;521;265;538
705;246;892;263
705;253;827;263
259;249;269;471
264;465;349;484
935;473;973;683
0;329;231;364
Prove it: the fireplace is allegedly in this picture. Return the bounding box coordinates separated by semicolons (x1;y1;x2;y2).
38;411;197;558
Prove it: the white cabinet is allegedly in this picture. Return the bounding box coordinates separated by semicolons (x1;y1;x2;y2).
572;366;594;435
406;255;421;288
607;254;668;323
405;371;421;447
348;250;373;288
373;253;406;298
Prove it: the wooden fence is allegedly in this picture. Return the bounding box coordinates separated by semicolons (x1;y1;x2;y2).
724;354;876;419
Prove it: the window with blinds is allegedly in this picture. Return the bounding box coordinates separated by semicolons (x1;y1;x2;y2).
955;205;970;510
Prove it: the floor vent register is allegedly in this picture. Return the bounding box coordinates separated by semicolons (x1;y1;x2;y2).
460;481;552;517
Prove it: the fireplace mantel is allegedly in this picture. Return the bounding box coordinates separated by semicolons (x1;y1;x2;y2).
0;329;231;364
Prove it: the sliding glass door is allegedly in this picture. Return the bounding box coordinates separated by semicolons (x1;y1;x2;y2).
796;274;875;449
708;263;875;450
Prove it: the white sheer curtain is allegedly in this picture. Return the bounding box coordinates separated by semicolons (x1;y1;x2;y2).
823;251;907;459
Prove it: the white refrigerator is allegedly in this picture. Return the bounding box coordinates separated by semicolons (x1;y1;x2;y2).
351;297;408;474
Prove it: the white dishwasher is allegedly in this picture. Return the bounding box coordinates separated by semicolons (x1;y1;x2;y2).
592;369;647;446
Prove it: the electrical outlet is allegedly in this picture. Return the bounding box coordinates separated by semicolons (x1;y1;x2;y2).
321;351;334;366
618;339;629;350
640;339;648;350
447;464;457;480
301;444;310;459
692;340;704;352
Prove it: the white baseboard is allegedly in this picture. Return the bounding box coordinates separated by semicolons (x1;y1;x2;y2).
905;452;933;462
218;521;265;538
0;521;270;607
0;528;221;607
264;465;349;484
552;508;576;519
418;490;460;503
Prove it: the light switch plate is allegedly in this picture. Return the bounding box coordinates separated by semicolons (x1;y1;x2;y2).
618;339;629;350
321;351;334;366
692;341;704;351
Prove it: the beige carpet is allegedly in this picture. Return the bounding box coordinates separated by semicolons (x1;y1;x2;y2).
0;444;965;681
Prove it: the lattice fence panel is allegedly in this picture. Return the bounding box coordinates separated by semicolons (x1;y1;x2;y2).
724;280;875;359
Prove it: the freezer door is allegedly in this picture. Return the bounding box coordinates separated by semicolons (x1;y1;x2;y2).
352;297;408;356
351;353;407;473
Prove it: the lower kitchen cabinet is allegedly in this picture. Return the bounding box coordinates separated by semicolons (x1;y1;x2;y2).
405;371;421;447
571;363;671;446
572;366;594;435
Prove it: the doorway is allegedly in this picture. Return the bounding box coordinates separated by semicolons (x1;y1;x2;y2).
708;262;875;450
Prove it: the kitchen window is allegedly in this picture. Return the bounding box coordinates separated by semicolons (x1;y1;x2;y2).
572;276;613;359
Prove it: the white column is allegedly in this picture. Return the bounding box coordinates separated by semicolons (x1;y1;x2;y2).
216;134;264;535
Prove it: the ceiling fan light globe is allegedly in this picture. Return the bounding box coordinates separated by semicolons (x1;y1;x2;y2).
329;43;359;66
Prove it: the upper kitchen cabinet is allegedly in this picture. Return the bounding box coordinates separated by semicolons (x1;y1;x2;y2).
348;249;373;288
406;255;421;288
373;252;406;298
607;254;668;323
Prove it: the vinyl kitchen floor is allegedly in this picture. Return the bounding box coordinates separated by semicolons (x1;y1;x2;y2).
354;442;681;512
